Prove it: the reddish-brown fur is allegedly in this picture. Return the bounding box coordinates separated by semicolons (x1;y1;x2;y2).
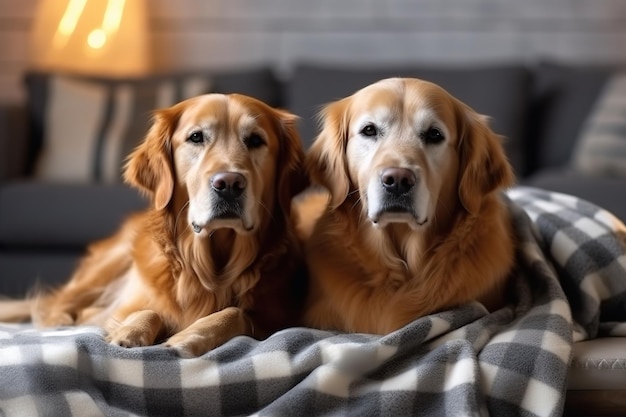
300;78;516;334
0;94;308;357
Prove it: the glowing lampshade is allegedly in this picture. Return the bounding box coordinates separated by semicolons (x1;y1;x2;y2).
30;0;150;76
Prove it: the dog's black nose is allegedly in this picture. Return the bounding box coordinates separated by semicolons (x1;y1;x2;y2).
380;168;416;196
211;172;246;200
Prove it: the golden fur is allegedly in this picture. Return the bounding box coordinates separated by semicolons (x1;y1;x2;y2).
0;94;308;357
301;78;516;334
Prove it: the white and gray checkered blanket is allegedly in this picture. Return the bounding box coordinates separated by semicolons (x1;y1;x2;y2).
1;186;625;417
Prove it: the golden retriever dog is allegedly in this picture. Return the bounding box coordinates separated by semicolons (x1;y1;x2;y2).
0;93;308;357
301;78;516;334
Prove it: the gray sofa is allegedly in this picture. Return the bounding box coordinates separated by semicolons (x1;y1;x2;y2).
0;62;625;415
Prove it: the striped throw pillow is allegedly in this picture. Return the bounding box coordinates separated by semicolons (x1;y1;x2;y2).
33;74;211;183
572;72;626;177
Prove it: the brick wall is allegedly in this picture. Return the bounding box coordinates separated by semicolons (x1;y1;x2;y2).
1;0;626;102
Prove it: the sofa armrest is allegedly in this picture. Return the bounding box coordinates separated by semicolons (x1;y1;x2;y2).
0;103;28;181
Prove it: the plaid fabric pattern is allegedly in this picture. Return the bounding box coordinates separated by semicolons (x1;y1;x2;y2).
1;186;625;416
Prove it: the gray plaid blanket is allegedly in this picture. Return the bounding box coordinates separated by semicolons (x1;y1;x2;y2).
1;186;625;417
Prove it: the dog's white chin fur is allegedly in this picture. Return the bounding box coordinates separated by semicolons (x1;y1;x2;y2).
370;212;427;230
191;217;256;237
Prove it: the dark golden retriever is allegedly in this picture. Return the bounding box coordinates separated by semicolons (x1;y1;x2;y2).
0;93;308;357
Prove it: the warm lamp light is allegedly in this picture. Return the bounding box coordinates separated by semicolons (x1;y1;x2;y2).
30;0;150;77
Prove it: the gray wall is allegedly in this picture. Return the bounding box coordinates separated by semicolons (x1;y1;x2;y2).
2;0;626;102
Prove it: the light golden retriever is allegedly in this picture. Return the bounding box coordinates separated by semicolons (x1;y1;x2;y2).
0;93;308;357
301;78;516;334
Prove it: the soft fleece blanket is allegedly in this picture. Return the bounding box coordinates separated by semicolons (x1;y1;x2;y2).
1;186;625;417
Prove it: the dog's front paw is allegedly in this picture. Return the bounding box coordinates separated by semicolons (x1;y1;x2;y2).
165;331;217;358
164;308;248;357
105;310;162;348
107;326;154;348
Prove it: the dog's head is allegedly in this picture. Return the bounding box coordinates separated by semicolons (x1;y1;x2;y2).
308;78;514;230
124;94;307;236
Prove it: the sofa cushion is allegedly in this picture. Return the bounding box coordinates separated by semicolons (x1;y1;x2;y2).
287;64;531;176
0;251;81;297
0;104;28;181
572;72;626;178
24;68;281;183
0;182;147;249
523;169;626;222
528;62;612;174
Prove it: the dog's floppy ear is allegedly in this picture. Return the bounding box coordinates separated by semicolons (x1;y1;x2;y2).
307;98;351;208
457;105;515;215
124;106;180;210
274;109;309;217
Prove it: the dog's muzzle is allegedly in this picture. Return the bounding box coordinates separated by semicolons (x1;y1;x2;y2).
212;172;246;201
368;167;427;229
189;170;257;235
379;167;416;213
210;171;246;219
381;167;416;197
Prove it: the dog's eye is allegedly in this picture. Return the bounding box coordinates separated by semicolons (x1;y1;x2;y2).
187;131;205;144
360;123;379;138
421;128;444;145
244;133;265;149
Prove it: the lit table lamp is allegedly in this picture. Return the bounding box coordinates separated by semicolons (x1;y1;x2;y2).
29;0;150;76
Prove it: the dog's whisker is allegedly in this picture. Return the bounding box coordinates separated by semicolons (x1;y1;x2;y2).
257;199;275;223
349;189;362;212
174;201;191;240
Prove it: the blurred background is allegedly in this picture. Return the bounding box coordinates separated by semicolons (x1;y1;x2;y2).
2;0;626;103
